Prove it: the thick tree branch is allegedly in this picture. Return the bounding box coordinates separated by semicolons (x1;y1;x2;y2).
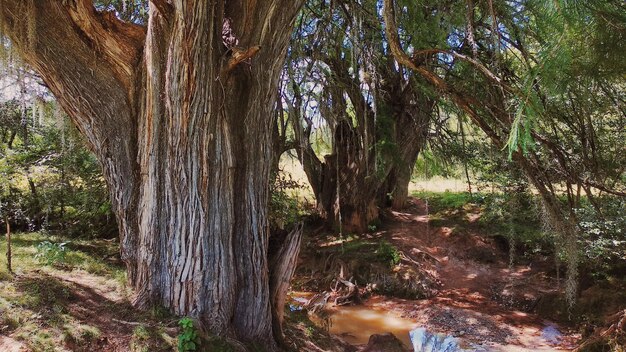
382;0;512;94
225;45;261;73
382;0;505;147
0;1;142;269
65;0;146;89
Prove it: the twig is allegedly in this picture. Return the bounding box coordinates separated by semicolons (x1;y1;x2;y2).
111;318;178;332
111;318;144;326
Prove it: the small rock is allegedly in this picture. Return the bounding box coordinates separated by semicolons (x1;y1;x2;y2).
359;333;410;352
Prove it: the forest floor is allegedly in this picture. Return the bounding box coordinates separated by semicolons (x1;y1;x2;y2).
0;235;178;352
288;195;588;351
0;192;622;351
381;198;579;350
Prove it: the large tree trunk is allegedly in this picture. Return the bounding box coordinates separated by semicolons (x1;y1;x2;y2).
380;79;434;210
331;120;379;233
384;162;415;210
291;100;380;234
288;52;434;231
1;0;303;347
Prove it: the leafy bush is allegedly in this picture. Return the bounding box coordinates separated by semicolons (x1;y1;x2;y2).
34;241;68;265
575;197;626;279
177;317;199;352
376;240;401;267
269;172;306;230
0;99;115;238
480;193;546;246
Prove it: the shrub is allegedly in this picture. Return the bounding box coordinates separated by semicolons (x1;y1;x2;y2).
177;317;199;352
34;241;67;266
376;240;401;267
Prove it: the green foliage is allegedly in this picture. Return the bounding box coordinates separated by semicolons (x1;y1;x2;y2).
376;240;401;267
269;171;306;230
480;192;550;261
372;104;399;179
413;147;461;179
94;0;148;24
304;325;315;338
131;325;152;352
177;317;199;352
0;100;114;238
576;197;626;279
34;241;68;266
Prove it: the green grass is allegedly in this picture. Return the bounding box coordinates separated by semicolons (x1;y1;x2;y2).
0;232;163;351
0;276;75;351
62;323;102;346
411;190;482;213
0;232;124;279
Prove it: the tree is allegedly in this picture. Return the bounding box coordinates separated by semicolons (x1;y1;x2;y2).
0;0;304;347
283;0;436;232
382;0;625;304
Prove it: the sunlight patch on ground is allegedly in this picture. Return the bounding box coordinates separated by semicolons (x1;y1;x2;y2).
0;336;24;352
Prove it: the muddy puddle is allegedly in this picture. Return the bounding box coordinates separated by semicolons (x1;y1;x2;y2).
315;304;419;346
290;293;469;350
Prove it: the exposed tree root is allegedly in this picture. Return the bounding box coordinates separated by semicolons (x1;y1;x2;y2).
305;292;331;313
574;309;626;351
407;248;440;264
332;277;360;306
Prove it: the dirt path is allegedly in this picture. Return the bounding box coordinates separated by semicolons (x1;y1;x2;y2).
377;198;579;350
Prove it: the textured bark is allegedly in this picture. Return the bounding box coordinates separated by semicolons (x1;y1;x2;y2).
268;223;303;344
5;216;10;273
289;53;434;232
1;0;303;347
379;73;433;211
7;129;16;149
385;162;415;210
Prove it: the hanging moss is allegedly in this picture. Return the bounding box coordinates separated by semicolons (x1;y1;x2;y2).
539;198;580;308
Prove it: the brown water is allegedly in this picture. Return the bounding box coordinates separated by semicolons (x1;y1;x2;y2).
319;304;419;347
290;293;418;347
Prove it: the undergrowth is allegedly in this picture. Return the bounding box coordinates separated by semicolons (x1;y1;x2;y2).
0;232;175;351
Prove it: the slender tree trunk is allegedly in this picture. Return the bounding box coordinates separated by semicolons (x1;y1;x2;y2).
7;130;16;149
268;223;303;344
1;0;303;347
5;216;11;273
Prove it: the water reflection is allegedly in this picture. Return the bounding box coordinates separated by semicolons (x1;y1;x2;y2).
313;305;419;347
541;324;562;345
410;328;464;352
291;293;474;351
